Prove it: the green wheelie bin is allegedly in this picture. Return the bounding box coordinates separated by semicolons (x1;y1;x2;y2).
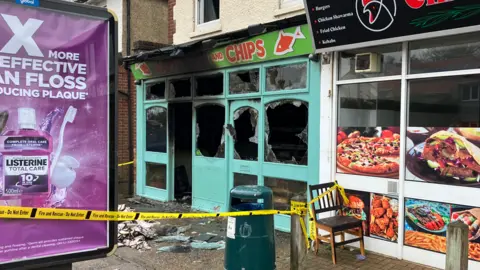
224;185;276;270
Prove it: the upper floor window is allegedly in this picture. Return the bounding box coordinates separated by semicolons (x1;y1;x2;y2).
197;0;219;25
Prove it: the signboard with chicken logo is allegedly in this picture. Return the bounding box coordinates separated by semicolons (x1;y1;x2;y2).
304;0;480;52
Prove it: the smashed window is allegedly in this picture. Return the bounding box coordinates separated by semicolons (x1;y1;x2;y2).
196;104;225;158
169;78;191;98
146;82;166;100
229;69;259;94
146;106;167;153
195;73;223;96
266;63;307;91
264;177;307;210
265;100;308;165
232;107;258;160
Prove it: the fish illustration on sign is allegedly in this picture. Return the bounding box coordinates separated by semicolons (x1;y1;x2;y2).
273;26;306;56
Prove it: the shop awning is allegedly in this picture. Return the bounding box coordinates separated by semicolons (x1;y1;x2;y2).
122;14;308;75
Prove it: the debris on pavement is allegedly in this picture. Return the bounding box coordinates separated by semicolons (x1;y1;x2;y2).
157;245;192;253
155;235;191;243
190;241;225;250
117;204;159;251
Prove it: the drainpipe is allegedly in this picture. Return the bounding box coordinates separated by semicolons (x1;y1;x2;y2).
126;0;134;196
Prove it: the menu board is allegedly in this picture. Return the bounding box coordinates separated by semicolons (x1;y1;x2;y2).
304;0;480;52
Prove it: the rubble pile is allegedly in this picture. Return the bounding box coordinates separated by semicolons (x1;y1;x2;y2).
117;204;158;250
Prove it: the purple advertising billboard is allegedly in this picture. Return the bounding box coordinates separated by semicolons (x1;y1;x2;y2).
0;0;116;266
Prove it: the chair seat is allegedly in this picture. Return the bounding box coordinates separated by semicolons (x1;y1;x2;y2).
316;216;362;231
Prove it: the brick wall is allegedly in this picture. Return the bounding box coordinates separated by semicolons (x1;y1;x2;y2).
117;63;136;197
168;0;176;44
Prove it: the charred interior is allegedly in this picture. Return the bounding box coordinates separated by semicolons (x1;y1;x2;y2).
196;104;225;158
173;103;193;200
196;73;224;96
233;107;258;160
229;69;260;94
170;78;191;98
146;82;166;100
265;101;308;164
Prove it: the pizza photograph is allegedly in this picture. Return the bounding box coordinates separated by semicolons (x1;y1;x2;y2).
337;127;400;179
406;127;480;187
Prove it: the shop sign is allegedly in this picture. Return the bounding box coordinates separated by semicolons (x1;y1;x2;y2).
130;24;314;80
304;0;480;52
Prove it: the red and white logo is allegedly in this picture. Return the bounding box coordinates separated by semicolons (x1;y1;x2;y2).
273;26;305;56
355;0;397;32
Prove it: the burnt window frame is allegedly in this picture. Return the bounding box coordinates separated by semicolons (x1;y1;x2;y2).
193;71;226;99
167;75;193;101
144;79;167;102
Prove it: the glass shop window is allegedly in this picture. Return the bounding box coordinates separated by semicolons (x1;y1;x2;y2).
336;81;401;179
338;44;402;80
266;63;307;91
409;33;480;74
265;100;308;165
146;106;167;153
229;69;259;95
195;73;224;96
406;75;480;186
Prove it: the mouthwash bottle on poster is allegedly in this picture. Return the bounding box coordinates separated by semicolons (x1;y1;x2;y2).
0;108;52;198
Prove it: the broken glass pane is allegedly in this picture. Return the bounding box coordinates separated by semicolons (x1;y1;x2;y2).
265;101;308;164
196;104;225;158
264;177;307;211
229;69;259;94
146;82;166;100
169;78;191;98
195;73;223;96
234;107;258;160
266;63;307;91
146;106;167;153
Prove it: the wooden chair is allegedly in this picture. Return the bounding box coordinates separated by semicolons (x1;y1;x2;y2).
309;183;365;264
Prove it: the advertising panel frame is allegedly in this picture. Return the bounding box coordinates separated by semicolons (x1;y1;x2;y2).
0;0;118;269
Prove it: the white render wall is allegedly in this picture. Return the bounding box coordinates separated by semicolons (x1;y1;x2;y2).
173;0;306;45
106;0;123;52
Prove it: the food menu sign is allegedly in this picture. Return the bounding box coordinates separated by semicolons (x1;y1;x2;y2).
304;0;480;52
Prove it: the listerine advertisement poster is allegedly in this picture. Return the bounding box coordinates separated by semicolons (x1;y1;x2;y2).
0;1;110;263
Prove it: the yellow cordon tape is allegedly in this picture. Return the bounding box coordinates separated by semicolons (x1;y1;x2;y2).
0;182;346;250
118;161;134;167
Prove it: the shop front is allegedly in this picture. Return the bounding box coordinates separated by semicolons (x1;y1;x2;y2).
127;23;320;231
305;0;480;268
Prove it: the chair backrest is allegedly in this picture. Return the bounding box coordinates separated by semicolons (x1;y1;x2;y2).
309;182;342;218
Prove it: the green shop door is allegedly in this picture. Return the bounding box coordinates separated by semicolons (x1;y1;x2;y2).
228;100;262;191
138;102;173;201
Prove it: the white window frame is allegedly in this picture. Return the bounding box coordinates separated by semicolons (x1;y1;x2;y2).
196;0;220;27
330;36;480;269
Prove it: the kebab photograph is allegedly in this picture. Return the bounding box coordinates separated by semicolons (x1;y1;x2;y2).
407;129;480;186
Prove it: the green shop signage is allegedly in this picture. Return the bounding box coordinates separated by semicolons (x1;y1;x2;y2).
131;24;313;80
